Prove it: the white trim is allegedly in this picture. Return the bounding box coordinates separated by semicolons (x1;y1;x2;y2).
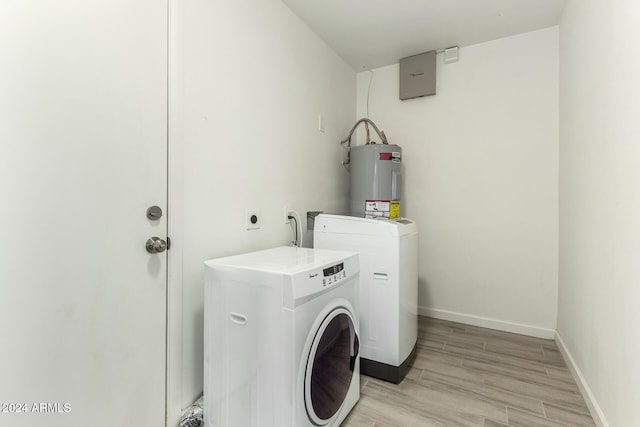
166;0;185;425
418;306;556;339
554;331;609;427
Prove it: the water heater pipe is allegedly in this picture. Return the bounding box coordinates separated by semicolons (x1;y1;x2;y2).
340;118;388;166
340;118;388;146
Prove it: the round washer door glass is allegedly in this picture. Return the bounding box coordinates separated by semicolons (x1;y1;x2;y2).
305;308;359;425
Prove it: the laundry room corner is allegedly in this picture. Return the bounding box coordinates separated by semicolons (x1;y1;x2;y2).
355;27;560;337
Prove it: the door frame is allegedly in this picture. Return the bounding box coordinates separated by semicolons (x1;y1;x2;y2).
166;0;185;425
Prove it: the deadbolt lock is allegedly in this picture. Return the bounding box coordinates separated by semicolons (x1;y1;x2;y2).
146;205;163;220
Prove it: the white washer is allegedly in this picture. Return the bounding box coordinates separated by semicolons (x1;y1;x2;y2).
314;214;418;383
204;246;360;427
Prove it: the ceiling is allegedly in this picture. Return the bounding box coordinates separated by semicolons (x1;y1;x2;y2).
281;0;566;70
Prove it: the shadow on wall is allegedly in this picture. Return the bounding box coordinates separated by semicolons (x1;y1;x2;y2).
192;307;204;380
417;276;431;314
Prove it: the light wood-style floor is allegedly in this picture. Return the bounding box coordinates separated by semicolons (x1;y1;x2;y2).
343;316;596;427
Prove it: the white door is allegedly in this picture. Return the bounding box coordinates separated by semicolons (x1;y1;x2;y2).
0;1;168;426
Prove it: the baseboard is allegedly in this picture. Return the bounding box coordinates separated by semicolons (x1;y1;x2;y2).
554;331;609;427
418;307;556;339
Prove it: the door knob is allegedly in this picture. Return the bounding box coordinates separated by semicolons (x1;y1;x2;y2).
145;237;167;254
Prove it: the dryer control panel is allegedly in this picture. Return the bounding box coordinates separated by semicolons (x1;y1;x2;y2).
287;253;359;309
323;262;346;286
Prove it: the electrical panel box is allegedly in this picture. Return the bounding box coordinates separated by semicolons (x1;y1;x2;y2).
399;50;436;100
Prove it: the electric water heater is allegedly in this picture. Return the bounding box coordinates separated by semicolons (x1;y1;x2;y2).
349;144;402;218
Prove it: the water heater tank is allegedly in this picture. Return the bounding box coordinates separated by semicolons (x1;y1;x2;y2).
349;144;402;218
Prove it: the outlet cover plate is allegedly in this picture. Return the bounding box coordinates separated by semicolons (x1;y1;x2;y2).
246;210;260;230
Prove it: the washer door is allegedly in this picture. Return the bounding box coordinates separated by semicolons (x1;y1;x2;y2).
304;307;359;425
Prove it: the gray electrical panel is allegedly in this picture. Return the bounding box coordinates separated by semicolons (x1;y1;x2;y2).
399;50;436;100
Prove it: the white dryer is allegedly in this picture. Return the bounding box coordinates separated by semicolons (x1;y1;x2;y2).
314;214;418;384
204;246;360;427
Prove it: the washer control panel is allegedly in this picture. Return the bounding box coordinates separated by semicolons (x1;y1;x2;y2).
322;262;346;286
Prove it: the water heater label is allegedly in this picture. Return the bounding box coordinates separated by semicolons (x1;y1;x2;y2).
379;151;402;163
365;200;400;219
390;201;400;218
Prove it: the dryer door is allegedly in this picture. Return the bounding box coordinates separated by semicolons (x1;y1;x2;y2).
305;307;359;425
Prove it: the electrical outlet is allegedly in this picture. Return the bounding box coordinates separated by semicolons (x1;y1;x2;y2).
284;205;290;224
246;210;260;230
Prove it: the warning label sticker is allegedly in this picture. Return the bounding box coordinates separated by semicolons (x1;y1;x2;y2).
389;201;400;218
365;200;400;219
379;152;402;163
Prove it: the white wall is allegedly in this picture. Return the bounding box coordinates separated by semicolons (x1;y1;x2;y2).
558;1;640;425
169;0;355;421
356;28;559;337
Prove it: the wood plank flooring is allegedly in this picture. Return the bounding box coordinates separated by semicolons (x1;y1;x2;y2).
342;316;596;427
